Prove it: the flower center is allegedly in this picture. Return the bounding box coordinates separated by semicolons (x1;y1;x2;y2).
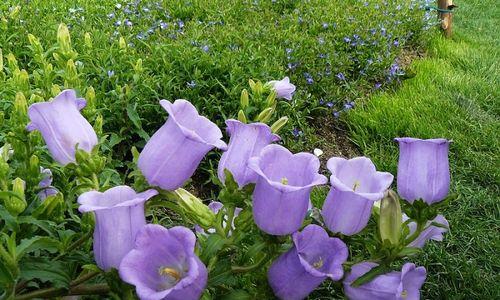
352;180;360;191
401;290;408;298
159;267;181;282
312;257;324;269
281;177;288;185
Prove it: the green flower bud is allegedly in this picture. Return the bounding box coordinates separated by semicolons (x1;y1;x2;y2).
28;34;43;55
6;53;18;71
119;37;127;50
171;188;216;228
6;178;26;216
57;23;72;54
237;110;247;123
248;79;256;93
29;94;44;104
256;107;274;123
13;69;29;92
51;84;61;97
29;155;39;176
14;92;27;118
379;190;402;246
9;6;20;19
240;89;249;108
84;32;92;48
33;193;64;221
270;116;288;133
0;48;3;72
266;90;277;108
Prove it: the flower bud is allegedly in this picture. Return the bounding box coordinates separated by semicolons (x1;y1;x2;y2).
171;188;216;229
29;94;44;103
6;178;26;215
240;89;249;108
85;86;96;111
256;107;274;123
13;69;29;92
28;34;43;55
57;23;72;54
134;59;143;73
266;90;277;108
9;6;21;19
51;84;61;97
119;37;127;50
84;32;92;48
237;110;247;123
29;154;39;176
379;190;402;245
6;53;18;71
270;116;288;133
14;92;27;118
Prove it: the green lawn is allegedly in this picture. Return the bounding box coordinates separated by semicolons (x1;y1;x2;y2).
346;0;500;298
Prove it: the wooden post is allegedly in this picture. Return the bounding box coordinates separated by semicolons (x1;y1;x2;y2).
438;0;453;37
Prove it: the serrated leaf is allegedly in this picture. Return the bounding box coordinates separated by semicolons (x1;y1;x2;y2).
18;216;58;236
16;236;61;260
200;234;226;263
0;260;14;286
19;258;71;289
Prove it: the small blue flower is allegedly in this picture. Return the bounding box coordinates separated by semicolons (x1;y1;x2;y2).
306;77;314;85
374;83;382;89
107;70;115;78
319;98;325;105
286;48;293;54
332;110;340;118
322;23;329;29
201;45;210;52
318;37;325;44
114;20;121;26
160;21;168;29
177;20;185;28
336;73;346;81
187;80;196;88
292;128;303;138
326;102;334;108
343;37;351;43
124;20;133;27
107;13;115;19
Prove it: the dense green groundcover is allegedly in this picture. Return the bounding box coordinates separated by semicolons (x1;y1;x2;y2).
2;0;482;299
345;0;500;298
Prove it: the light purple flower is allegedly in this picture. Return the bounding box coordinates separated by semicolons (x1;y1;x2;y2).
395;138;450;204
27;90;98;165
37;168;58;200
78;186;158;271
403;214;449;248
322;157;393;235
138;100;227;190
248;145;327;235
343;262;426;300
119;224;208;300
267;77;296;100
217;120;280;187
268;225;348;300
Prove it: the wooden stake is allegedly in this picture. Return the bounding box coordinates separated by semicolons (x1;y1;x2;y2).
438;0;453;37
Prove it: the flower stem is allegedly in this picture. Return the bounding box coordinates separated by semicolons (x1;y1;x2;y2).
404;220;425;245
14;284;109;300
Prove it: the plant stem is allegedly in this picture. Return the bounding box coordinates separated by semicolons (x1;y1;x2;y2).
231;255;268;273
53;230;92;260
14;284;109;300
404;220;425;245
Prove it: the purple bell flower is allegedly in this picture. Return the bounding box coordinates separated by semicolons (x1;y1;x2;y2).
267;77;296;100
78;186;158;271
248;145;327;235
138;100;227;190
322;157;393;235
119;224;208;300
343;262;426;300
37;168;58;200
217;120;280;187
395;138;451;204
403;214;449;248
268;224;348;300
27;90;98;165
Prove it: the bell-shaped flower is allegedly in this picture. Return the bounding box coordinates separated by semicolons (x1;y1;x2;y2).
268;224;348;300
322;157;393;236
395;138;451;204
119;224;208;300
27;89;98;165
248;145;327;235
217;119;279;187
78;186;158;271
138;100;227;190
37;168;58;200
403;214;449;248
267;76;296;100
343;262;426;300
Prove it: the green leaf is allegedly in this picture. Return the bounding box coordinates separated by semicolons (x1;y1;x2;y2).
200;234;226;263
126;103;150;140
351;264;389;287
0;205;18;232
18;216;58;236
19;258;71;289
16;236;61;260
0;260;14;287
398;247;422;257
221;290;252;300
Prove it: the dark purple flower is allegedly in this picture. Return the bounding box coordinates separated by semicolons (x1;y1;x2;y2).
119;225;208;300
395;138;450;204
27;90;98;165
248;145;327;235
268;225;348;300
322;157;393;235
138;100;227;190
343;262;426;300
217;120;279;187
268;77;296;100
403;214;449;248
78;186;158;271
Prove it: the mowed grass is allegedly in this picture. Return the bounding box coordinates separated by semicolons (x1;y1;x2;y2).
346;0;499;298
